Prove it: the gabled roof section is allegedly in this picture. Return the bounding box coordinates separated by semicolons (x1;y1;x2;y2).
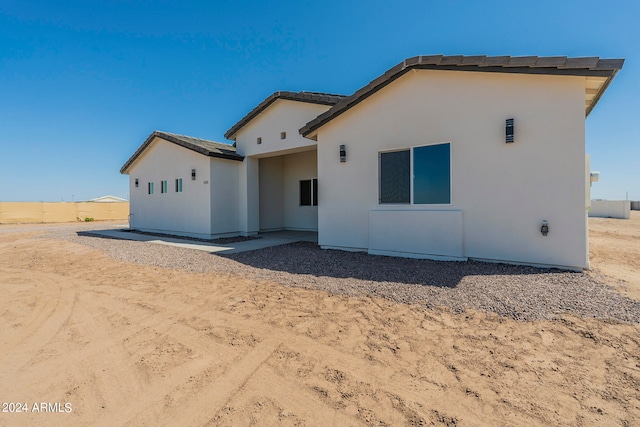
224;91;347;140
300;55;624;138
120;131;243;174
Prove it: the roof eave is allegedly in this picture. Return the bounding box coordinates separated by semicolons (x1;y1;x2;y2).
120;132;158;174
224;91;347;141
300;56;624;137
120;132;243;174
586;68;620;117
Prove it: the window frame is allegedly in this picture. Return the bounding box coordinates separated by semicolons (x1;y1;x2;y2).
378;141;452;206
312;178;318;207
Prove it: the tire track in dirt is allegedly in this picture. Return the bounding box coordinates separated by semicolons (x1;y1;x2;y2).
0;267;76;375
107;338;279;426
69;279;475;423
0;269;267;426
196;308;481;424
209;362;364;426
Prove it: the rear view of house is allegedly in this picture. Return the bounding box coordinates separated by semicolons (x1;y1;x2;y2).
121;54;623;270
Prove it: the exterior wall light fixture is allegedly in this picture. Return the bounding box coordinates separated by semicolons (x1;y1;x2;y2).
191;169;196;180
541;220;549;236
340;144;346;162
506;118;514;143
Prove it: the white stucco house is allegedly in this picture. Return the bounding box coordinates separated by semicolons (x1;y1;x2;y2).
89;195;128;203
121;54;623;270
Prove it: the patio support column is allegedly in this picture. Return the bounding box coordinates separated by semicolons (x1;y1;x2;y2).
239;156;260;235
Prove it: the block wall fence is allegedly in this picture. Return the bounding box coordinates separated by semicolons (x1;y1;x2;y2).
0;202;129;224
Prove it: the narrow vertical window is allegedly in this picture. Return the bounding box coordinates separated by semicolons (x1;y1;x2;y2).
175;178;182;192
300;180;312;206
300;179;318;206
161;180;168;193
312;178;318;206
148;182;154;195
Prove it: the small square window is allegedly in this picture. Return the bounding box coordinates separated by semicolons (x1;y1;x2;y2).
257;137;262;144
280;131;286;139
175;178;182;192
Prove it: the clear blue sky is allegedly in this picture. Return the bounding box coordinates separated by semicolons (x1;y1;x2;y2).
1;1;638;201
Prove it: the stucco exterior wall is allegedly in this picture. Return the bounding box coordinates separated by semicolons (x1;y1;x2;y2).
258;150;318;231
259;156;285;231
234;99;329;158
238;157;259;235
235;98;329;234
316;69;588;269
589;200;631;219
283;150;318;231
128;138;213;238
210;158;241;235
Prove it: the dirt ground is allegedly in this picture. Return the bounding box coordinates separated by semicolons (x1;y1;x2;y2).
0;215;638;426
589;212;640;302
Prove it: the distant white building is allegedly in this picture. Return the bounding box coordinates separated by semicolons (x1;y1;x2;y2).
121;54;624;270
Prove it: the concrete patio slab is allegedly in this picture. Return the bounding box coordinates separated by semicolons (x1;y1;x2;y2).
81;228;317;254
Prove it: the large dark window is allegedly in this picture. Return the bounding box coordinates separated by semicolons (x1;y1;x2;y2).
413;143;451;204
300;179;318;206
379;150;410;204
379;143;451;205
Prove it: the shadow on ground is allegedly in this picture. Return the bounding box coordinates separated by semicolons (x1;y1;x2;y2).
220;241;570;288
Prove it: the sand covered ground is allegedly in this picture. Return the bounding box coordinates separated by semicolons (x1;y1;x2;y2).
0;214;639;426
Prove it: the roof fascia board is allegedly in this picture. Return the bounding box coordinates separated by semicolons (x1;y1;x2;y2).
300;60;622;137
120;132;243;174
224;91;346;140
586;69;620;117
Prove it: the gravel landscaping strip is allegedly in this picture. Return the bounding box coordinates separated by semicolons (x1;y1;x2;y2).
45;226;640;323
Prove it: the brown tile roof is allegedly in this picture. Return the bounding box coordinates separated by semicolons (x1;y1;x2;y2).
120;131;243;174
224;91;346;140
300;55;624;138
